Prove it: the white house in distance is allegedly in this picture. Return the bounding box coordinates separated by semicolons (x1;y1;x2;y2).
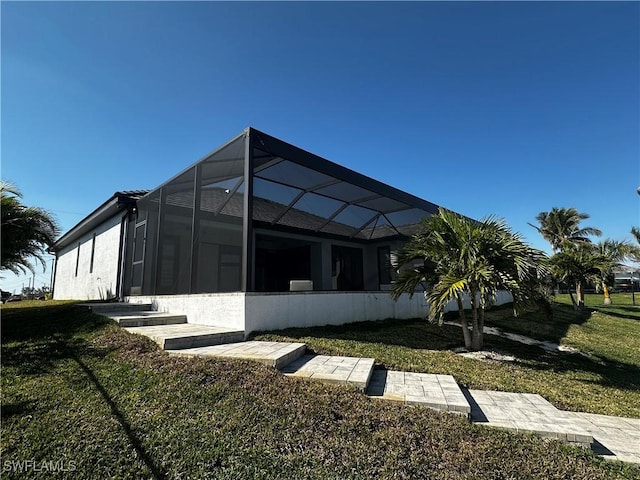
53;128;499;335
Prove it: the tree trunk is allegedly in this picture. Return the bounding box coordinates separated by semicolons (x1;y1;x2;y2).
576;282;585;310
568;289;579;311
457;295;472;350
602;282;611;305
470;289;482;351
478;304;485;351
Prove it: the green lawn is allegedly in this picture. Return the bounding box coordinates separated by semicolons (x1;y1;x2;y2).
484;293;640;344
254;294;640;418
2;301;638;479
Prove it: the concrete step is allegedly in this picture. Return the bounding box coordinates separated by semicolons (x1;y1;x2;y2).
110;312;188;328
167;341;307;369
367;371;470;416
124;324;245;350
79;302;153;314
281;354;375;390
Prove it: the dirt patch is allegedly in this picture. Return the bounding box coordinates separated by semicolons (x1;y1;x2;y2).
453;348;517;363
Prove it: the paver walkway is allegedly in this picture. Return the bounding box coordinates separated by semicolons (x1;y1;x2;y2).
466;390;639;463
97;304;639;465
367;371;470;415
281;354;375;390
466;390;593;447
566;412;640;464
124;324;244;349
167;341;306;369
227;347;639;464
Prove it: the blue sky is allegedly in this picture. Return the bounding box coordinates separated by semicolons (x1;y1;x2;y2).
2;1;639;292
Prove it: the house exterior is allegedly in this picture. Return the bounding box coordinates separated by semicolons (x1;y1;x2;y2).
52;190;148;301
53;128;499;334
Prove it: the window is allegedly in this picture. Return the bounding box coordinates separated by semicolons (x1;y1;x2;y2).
89;233;96;273
377;246;392;285
75;242;81;277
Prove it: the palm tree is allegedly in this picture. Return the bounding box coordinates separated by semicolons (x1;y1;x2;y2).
549;243;604;310
530;207;602;253
1;181;60;275
632;227;640;246
392;208;547;351
593;239;639;305
391;210;475;348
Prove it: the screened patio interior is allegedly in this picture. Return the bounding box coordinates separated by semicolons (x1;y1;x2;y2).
126;128;441;296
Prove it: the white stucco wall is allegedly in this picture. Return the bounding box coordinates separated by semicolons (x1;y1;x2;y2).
244;290;514;334
124;291;426;333
127;293;246;331
124;290;514;335
244;291;428;334
53;215;124;300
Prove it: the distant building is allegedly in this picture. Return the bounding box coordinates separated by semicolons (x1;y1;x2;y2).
613;268;640;292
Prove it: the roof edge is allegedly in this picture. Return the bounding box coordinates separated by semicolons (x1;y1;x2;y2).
52;192;143;251
248;127;442;215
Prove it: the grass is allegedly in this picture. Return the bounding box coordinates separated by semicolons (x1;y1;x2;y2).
2;301;638;479
483;293;640;342
254;294;640;418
